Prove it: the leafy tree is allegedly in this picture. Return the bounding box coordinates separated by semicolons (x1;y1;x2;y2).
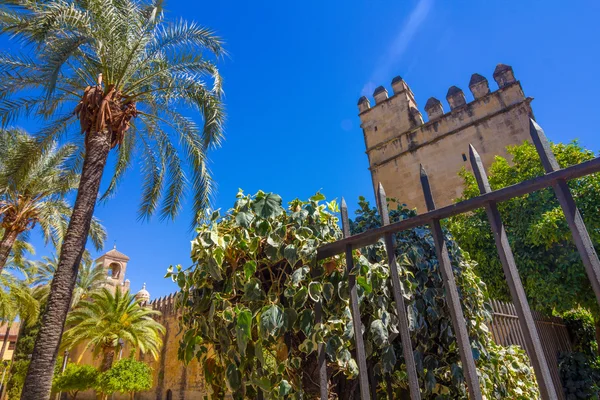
0;129;106;271
52;363;99;400
32;253;106;306
61;288;164;372
172;190;538;399
0;0;225;396
95;358;152;400
447;141;600;316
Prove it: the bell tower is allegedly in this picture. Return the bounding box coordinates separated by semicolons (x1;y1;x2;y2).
95;245;131;293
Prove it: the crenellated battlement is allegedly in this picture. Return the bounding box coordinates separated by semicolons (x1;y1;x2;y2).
147;292;179;316
357;63;534;212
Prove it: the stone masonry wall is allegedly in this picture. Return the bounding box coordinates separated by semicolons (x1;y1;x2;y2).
357;64;534;212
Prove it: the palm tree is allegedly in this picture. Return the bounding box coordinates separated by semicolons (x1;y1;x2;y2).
33;252;106;306
0;129;107;271
0;257;40;360
0;1;224;396
61;288;164;372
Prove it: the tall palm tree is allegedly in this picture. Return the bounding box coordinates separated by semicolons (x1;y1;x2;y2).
0;129;107;271
61;288;164;372
0;1;224;397
33;252;106;306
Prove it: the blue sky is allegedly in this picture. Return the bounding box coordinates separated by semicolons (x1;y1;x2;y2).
8;0;600;298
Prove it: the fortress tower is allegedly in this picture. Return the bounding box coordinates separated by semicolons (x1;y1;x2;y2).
95;245;131;293
357;63;534;212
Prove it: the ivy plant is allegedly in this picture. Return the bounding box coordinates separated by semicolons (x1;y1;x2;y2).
170;190;539;399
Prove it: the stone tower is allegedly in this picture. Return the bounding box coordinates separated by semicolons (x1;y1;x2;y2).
357;64;534;212
95;245;131;293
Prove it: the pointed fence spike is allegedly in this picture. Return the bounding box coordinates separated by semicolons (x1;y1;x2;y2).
378;183;422;399
468;144;492;193
340;195;371;400
530;119;600;309
529;118;560;172
340;197;350;237
469;145;559;400
376;183;391;226
420;174;483;400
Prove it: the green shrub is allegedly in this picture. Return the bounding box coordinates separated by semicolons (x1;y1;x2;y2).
171;190;540;399
96;358;152;398
562;308;598;355
558;352;600;399
53;363;99;399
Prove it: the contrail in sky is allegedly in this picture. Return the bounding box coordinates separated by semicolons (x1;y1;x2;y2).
362;0;433;97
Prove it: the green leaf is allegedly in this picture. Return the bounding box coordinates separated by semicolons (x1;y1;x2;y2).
252;193;284;219
308;282;322;302
356;275;372;294
381;345;397;373
278;380;292;396
291;266;309;287
226;363;242;391
243;278;265;301
284;244;298;267
260;304;284;338
235;211;253;227
236;309;252;356
207;257;223;281
283;308;298;330
293;287;308;309
298;309;314;336
243;261;257;280
370;319;388;347
310;192;326;202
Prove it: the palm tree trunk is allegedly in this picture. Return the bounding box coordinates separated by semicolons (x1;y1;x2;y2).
0;228;19;272
0;321;12;361
21;129;112;400
101;347;115;372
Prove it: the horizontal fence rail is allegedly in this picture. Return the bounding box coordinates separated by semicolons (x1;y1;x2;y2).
315;118;600;400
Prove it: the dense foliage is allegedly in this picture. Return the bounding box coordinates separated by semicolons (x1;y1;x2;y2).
558;308;600;399
95;358;153;398
52;363;99;400
172;190;538;399
448;141;600;316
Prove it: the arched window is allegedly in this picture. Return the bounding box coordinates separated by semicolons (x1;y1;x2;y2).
108;262;121;279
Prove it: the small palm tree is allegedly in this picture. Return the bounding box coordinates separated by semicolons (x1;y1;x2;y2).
61;288;164;372
0;129;107;271
33;252;106;306
0;2;224;397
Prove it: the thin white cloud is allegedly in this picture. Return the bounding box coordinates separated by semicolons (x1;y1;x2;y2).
361;0;433;96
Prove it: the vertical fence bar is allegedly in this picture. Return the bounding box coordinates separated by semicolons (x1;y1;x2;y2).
341;198;371;400
469;144;558;399
376;184;422;400
419;165;483;400
529;119;600;307
314;300;328;400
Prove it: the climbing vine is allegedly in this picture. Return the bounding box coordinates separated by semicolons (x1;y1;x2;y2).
171;190;539;399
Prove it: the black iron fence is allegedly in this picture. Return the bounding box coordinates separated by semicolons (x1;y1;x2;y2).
314;119;600;400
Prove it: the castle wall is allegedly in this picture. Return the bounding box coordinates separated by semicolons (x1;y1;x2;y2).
358;64;534;212
70;294;210;400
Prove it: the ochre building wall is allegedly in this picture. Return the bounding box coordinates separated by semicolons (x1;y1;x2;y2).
70;295;210;400
357;64;533;212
